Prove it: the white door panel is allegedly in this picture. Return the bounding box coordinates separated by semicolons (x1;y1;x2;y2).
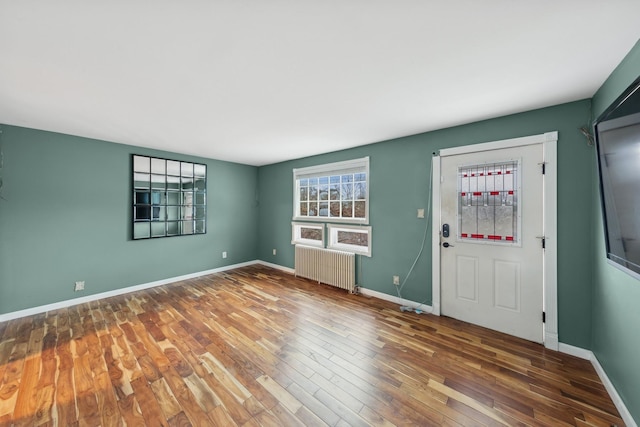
440;144;544;343
456;256;478;302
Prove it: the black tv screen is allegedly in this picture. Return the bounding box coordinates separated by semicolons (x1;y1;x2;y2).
594;75;640;277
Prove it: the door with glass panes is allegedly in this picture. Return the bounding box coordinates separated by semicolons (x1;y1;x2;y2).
440;143;544;343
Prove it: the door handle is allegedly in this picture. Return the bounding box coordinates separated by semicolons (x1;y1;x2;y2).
442;242;454;248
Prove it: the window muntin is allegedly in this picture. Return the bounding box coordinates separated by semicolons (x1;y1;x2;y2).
327;224;372;257
457;160;520;244
133;155;206;239
294;157;369;224
292;157;371;255
291;222;325;247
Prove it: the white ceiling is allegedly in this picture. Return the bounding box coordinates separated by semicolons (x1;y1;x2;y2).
1;1;639;166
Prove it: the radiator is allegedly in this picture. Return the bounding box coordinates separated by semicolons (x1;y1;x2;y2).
294;245;355;292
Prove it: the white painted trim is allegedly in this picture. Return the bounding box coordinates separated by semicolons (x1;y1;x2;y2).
558;342;592;360
0;258;632;425
544;332;559;352
431;155;442;315
293;156;369;178
259;262;435;314
591;354;637;427
543;136;559;350
242;262;435;314
255;260;295;274
558;343;637;427
291;222;325;247
0;261;257;323
358;287;433;314
439;132;557;156
327;224;372;257
293;156;370;225
433;131;559;350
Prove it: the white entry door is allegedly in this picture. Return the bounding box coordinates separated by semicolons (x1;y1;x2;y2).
440;143;544;342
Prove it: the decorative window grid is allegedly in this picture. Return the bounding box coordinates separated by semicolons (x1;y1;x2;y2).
293;157;369;224
458;161;519;244
292;157;372;256
133;155;206;239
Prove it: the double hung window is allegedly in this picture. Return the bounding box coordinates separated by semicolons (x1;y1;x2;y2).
292;157;371;256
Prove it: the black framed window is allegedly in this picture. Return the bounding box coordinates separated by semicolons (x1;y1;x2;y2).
133;155;206;239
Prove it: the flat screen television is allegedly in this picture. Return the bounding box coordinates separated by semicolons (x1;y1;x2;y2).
594;75;640;278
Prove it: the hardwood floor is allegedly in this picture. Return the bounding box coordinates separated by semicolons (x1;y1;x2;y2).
0;265;624;426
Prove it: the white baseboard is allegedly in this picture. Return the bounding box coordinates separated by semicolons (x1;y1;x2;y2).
0;262;634;427
558;343;637;427
255;263;434;315
0;260;257;323
357;287;433;314
558;342;592;360
590;353;637;427
253;263;433;317
255;260;295;274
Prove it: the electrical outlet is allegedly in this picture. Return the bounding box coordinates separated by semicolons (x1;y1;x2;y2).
74;281;85;291
222;251;227;259
393;276;400;286
272;249;277;255
417;208;425;218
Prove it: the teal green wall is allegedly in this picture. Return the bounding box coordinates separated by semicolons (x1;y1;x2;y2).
258;100;595;348
591;40;640;421
2;42;638;419
0;125;258;314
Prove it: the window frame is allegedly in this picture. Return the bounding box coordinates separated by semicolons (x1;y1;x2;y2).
327;224;372;257
292;157;369;225
291;222;325;247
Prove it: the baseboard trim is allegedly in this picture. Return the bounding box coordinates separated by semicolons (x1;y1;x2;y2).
558;343;637;427
255;260;295;274
0;260;257;323
256;263;434;315
254;263;434;315
558;342;592;360
358;287;433;314
1;263;634;426
590;353;637;427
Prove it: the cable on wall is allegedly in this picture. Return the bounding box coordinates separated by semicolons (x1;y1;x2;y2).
579;100;595;146
396;155;434;312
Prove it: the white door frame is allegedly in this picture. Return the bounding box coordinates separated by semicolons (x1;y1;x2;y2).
431;131;558;350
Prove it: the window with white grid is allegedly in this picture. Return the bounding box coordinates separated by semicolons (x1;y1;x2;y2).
293;157;369;224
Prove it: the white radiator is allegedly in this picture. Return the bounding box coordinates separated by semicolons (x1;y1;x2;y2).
294;245;355;292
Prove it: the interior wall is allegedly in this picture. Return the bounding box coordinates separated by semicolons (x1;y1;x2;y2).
591;39;640;422
257;99;595;348
0;124;259;314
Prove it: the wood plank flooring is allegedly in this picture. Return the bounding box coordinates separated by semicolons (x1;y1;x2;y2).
0;265;625;426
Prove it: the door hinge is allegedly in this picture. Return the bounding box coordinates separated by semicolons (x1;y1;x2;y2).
542;311;546;323
539;162;546;175
541;237;546;249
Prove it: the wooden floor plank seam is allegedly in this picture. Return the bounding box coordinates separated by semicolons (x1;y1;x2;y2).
0;265;626;426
